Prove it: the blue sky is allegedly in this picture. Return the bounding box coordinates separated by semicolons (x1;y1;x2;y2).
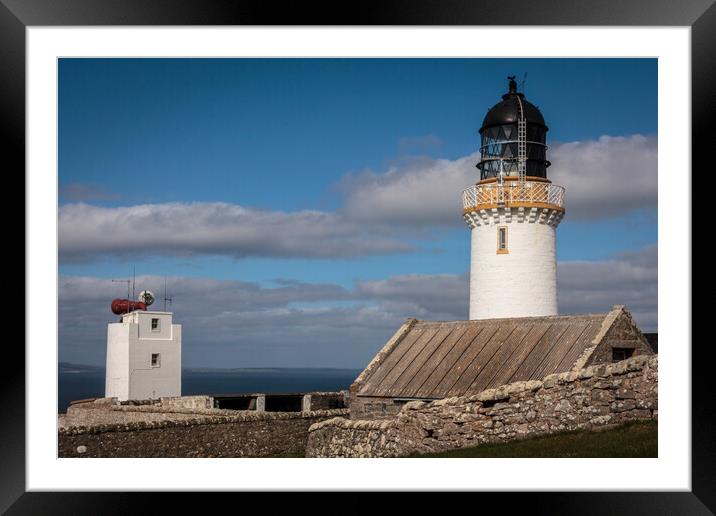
58;58;657;368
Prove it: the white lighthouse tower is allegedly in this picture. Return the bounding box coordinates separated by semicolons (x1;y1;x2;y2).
463;77;565;320
105;291;182;401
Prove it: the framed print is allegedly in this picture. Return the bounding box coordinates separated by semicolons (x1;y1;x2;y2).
6;0;709;512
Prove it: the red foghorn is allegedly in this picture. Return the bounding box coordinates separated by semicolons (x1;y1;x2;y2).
111;299;147;315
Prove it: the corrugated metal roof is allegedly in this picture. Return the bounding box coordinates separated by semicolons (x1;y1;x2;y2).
357;314;607;399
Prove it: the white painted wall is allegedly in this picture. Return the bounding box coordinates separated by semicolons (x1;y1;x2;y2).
105;322;130;399
467;207;562;320
105;311;181;401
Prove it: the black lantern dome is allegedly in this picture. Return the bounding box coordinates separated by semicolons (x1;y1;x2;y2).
477;76;551;181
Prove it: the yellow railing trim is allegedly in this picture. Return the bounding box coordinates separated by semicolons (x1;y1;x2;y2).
463;202;565;214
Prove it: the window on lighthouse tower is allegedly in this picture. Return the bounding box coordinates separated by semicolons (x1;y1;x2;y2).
497;226;509;254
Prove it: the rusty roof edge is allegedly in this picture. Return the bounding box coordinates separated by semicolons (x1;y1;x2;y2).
350;318;419;396
570;304;626;372
414;313;605;326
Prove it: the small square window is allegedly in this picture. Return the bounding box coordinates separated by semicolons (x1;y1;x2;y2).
612;348;634;363
151;318;160;331
151;353;161;367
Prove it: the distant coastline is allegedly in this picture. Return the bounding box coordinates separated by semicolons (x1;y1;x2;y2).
59;361;360;374
59;362;104;374
58;362;360;413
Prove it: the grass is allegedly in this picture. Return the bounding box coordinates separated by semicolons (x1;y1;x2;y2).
269;421;657;458
411;421;657;458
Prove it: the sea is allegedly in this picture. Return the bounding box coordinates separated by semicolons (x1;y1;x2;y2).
58;366;361;413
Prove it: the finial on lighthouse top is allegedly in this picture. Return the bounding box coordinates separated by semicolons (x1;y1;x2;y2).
507;75;518;94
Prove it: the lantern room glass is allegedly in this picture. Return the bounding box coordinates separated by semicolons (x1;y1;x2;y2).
477;124;550;180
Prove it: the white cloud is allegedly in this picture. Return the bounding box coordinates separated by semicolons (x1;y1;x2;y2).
356;273;468;320
549;134;657;220
339;153;478;227
59;202;413;262
557;244;657;330
59;274;406;368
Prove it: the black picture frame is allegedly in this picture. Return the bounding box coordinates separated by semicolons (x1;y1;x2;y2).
6;0;706;512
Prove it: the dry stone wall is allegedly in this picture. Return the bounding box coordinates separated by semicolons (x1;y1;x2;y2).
306;355;657;457
348;397;405;420
59;408;348;457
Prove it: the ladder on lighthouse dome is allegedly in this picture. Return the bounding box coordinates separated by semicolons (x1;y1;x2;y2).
515;94;527;184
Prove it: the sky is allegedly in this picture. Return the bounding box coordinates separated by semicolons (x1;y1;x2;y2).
58;58;657;368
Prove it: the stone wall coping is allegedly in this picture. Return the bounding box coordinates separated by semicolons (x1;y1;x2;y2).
310;355;656;433
300;391;348;396
61;408;349;436
109;404;341;417
109;405;238;416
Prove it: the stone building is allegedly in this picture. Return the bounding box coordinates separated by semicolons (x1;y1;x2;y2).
349;305;653;420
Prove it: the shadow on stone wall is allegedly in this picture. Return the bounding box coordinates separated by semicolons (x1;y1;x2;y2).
306;355;658;458
59;408;347;458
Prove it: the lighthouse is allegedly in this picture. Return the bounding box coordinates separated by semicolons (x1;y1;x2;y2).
463;77;565;320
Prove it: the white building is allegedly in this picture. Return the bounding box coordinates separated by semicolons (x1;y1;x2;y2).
463;77;565;319
105;310;182;401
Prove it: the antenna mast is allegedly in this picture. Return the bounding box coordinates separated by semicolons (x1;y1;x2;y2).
112;278;131;299
163;277;173;312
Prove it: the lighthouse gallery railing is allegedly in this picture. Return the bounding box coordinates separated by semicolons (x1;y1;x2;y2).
462;181;565;212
